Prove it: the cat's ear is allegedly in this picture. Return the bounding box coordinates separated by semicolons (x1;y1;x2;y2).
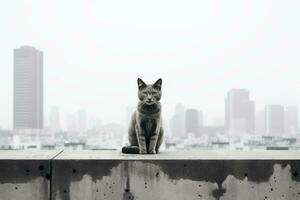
137;78;146;90
153;78;162;90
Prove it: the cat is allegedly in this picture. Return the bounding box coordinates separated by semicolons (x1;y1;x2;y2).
122;78;164;154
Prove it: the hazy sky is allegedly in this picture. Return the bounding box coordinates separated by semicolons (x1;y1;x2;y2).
1;0;300;129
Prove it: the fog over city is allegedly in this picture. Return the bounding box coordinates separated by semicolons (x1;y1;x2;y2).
1;0;300;131
2;2;300;200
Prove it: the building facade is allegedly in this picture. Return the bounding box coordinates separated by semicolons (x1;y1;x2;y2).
225;89;255;135
170;103;185;138
14;46;43;129
185;108;203;137
284;106;298;134
265;105;284;135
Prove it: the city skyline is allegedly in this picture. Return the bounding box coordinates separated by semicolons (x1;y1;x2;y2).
1;43;300;152
2;48;300;130
3;46;300;134
2;1;300;128
2;3;300;200
4;46;300;137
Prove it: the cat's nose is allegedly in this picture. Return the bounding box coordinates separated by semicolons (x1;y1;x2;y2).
147;97;152;101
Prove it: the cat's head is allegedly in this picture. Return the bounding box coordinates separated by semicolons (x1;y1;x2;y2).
137;78;162;105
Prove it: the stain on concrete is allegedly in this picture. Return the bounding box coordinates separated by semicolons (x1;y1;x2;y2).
65;162;217;200
52;160;300;200
0;160;50;184
52;160;122;200
0;177;49;200
221;164;300;200
152;160;300;199
0;160;51;200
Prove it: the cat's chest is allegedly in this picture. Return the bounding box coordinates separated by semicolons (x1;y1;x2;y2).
136;110;161;132
141;118;157;133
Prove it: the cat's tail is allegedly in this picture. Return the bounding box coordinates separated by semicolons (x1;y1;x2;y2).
122;146;140;154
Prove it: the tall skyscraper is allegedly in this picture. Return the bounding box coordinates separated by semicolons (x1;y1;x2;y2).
185;108;203;137
13;46;43;129
265;105;284;135
225;89;255;135
170;103;185;138
285;106;298;134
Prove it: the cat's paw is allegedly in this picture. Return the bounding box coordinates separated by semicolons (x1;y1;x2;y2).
139;149;147;154
148;149;156;154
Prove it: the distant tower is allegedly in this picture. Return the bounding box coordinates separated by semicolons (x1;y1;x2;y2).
170;103;185;138
265;105;284;135
13;46;43;130
225;89;255;135
78;110;87;133
285;106;298;134
49;106;61;133
66;114;77;133
185;109;203;137
255;110;265;135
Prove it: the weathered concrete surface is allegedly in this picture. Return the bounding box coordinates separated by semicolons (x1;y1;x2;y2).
1;150;300;200
0;150;61;200
52;150;300;200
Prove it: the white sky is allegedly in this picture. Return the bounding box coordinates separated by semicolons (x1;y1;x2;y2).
1;0;300;129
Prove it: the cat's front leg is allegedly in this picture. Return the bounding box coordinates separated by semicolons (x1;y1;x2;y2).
148;135;158;154
135;124;147;154
148;125;160;154
148;119;162;154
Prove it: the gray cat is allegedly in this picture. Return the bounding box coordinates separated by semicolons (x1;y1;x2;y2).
122;78;164;154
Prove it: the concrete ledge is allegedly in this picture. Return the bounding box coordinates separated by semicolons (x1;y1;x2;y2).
1;150;300;200
0;150;61;200
54;150;300;160
52;150;300;200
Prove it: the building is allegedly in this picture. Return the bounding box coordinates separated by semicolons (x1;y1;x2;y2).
225;89;255;135
285;106;298;134
199;126;225;136
265;105;284;135
78;109;87;133
13;46;43;129
66;114;77;133
169;103;185;138
49;106;61;134
185;109;203;137
255;110;265;135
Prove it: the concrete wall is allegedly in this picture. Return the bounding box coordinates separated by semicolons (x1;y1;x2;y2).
1;150;300;200
0;150;61;200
